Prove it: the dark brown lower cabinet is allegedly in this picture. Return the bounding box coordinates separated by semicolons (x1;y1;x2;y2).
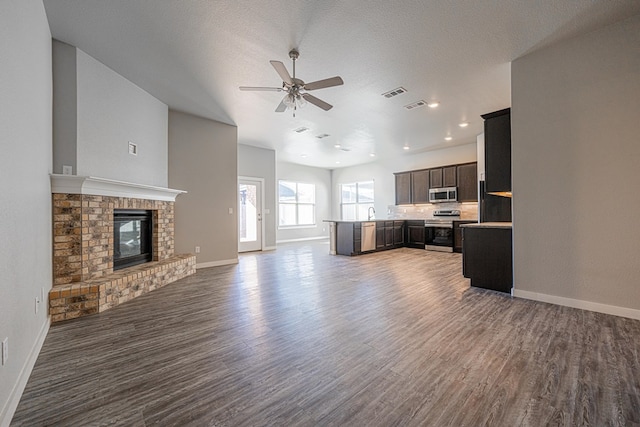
453;220;476;253
462;225;512;293
406;220;426;249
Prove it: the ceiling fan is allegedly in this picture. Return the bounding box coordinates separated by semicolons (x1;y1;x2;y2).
240;49;344;116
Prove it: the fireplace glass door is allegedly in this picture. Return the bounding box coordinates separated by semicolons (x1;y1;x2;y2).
114;210;153;270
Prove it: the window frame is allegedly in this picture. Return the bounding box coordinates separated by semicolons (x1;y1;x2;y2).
340;180;375;221
278;180;317;228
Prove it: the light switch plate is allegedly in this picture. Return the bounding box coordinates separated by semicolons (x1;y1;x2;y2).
128;141;138;155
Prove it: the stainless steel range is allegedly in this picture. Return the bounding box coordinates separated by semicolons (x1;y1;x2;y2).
425;209;460;252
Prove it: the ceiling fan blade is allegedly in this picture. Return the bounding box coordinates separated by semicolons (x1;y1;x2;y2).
275;99;288;112
302;93;333;111
304;76;344;91
239;86;283;91
270;60;293;85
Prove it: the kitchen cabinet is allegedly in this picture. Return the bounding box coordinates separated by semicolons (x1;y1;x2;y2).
453;220;476;253
376;221;397;250
456;162;478;202
336;222;362;256
482;108;511;193
443;166;456;187
462;224;512;293
429;166;456;189
406;220;426;248
411;170;430;204
395;172;412;205
393;221;405;247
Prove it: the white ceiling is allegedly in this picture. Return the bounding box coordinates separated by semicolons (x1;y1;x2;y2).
42;1;640;169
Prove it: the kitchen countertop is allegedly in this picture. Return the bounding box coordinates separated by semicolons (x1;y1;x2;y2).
460;222;512;229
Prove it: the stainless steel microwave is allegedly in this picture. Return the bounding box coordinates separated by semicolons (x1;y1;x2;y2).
429;187;457;203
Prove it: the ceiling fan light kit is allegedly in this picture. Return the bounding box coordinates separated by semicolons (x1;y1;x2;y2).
240;49;343;116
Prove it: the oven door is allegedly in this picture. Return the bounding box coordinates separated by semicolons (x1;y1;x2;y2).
425;225;453;252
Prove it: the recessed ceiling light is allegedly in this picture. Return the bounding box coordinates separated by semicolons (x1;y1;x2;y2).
403;145;410;150
334;143;341;148
336;161;341;164
458;122;469;128
300;154;307;158
427;101;440;108
370;153;376;157
445;136;452;141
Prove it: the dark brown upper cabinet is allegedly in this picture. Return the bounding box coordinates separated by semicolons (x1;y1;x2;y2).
429;168;442;189
482;108;511;193
443;166;456;187
395;172;412;205
411;170;430;204
456;162;478;202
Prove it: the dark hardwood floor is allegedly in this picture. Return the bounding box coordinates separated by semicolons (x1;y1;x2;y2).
11;241;640;426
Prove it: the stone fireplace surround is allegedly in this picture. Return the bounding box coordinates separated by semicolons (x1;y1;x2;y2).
49;175;196;323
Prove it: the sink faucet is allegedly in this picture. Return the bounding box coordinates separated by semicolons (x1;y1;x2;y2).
367;206;376;220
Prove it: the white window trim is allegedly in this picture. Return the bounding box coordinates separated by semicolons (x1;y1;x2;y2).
278;180;317;227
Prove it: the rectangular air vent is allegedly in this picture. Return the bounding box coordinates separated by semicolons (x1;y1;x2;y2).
382;87;407;98
293;127;309;133
316;133;330;139
404;100;427;110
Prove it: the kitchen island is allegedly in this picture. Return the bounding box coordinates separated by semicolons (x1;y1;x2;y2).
461;222;513;293
325;220;409;256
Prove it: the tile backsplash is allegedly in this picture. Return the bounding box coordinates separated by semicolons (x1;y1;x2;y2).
387;202;478;220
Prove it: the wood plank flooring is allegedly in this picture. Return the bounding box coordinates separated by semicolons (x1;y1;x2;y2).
11;241;640;426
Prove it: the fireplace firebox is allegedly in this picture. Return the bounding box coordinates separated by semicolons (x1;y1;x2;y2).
113;209;153;270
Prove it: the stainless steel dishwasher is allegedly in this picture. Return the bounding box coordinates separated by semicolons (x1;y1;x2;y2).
361;222;376;252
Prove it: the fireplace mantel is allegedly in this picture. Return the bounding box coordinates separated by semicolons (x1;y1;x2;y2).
50;174;186;201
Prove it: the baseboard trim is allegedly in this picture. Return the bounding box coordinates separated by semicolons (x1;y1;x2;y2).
196;258;238;269
0;318;50;427
513;289;640;320
276;236;329;244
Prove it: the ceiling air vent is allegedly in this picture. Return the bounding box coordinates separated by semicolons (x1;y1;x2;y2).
404;100;427;110
316;133;330;139
382;87;407;98
293;126;309;133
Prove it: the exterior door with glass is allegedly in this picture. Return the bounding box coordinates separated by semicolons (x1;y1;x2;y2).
238;178;263;252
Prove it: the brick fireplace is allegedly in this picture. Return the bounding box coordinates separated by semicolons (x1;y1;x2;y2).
49;175;196;322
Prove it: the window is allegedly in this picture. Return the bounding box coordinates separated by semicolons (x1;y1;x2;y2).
278;180;316;227
340;181;374;220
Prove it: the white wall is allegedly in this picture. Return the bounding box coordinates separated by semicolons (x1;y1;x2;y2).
238;144;277;248
53;40;168;187
0;1;52;424
512;14;640;317
168;111;238;267
276;161;332;242
331;144;477;219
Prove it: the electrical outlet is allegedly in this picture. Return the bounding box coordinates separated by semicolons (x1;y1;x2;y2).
195;246;200;253
228;208;233;215
62;165;73;175
2;337;7;365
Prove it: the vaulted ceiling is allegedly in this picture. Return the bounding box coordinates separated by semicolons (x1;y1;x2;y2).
43;1;640;169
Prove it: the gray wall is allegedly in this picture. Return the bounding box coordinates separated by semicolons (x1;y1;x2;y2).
53;40;168;187
511;14;640;316
331;144;477;219
238;144;277;249
0;1;52;423
169;110;238;267
276;161;332;242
